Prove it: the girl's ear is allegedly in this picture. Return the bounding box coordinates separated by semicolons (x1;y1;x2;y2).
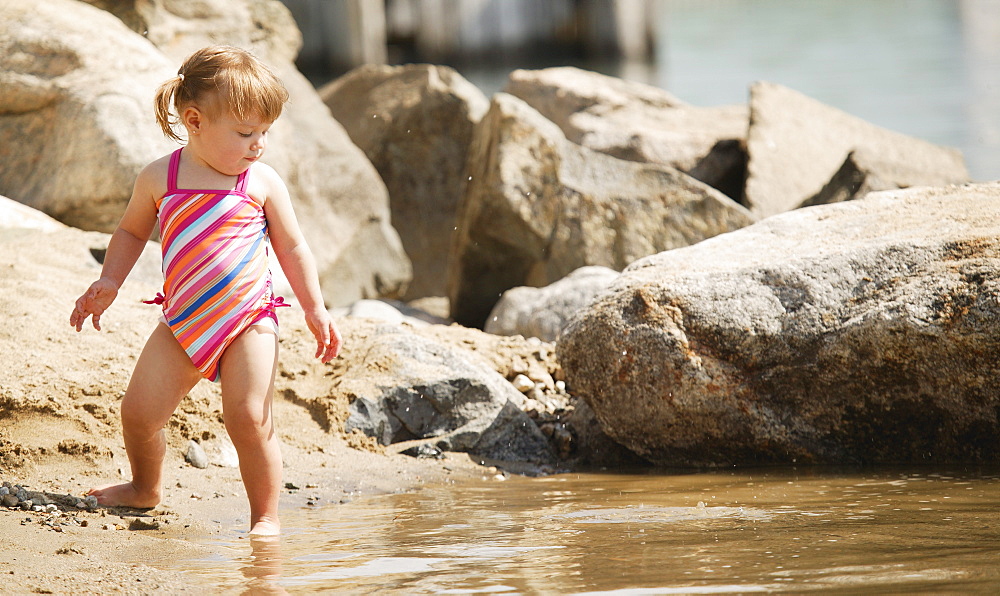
181;106;204;135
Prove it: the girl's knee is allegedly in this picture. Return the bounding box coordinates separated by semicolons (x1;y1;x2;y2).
224;407;273;442
120;397;160;436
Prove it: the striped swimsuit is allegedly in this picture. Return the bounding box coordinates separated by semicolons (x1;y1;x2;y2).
147;148;287;382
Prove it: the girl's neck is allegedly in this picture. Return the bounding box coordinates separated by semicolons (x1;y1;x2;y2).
177;143;242;189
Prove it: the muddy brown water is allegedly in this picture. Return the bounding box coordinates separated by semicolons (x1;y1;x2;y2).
178;466;1000;593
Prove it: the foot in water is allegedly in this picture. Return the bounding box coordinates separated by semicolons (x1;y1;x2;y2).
249;517;281;536
86;482;160;509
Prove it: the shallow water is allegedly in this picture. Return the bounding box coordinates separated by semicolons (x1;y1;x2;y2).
179;467;1000;594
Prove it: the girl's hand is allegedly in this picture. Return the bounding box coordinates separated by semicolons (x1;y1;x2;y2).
305;309;342;362
71;278;119;332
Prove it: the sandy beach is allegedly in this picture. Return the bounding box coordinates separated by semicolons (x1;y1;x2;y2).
0;224;530;594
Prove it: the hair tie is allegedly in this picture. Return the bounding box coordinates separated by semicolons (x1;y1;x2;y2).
177;73;185;82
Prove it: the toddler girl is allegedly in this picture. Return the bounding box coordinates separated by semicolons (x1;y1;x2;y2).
70;45;341;536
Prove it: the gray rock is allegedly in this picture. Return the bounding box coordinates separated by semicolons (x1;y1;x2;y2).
342;325;553;463
558;183;1000;467
321;64;489;300
505;67;748;200
184;440;209;469
1;494;18;507
485;266;619;341
744;82;968;218
449;93;755;327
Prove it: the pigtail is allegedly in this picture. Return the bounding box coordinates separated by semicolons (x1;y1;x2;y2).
153;74;185;143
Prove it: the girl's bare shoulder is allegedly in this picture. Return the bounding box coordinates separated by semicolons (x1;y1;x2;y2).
134;152;176;200
248;161;289;205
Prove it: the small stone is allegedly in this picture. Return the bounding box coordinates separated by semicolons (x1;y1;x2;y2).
1;494;18;508
400;444;444;460
185;440;209;469
128;517;160;531
83;495;99;510
512;374;534;393
20;499;33;510
0;487;8;496
284;482;300;491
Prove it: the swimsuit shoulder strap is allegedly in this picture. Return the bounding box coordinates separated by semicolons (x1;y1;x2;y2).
167;147;183;193
235;164;250;195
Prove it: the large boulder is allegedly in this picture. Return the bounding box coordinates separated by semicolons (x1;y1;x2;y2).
320;64;489;300
558;183;1000;467
448;92;754;328
333;324;554;463
0;0;176;231
744;82;969;218
505;67;749;200
485;266;618;342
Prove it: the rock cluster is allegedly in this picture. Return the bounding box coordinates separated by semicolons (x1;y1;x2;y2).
0;0;989;474
1;481;98;514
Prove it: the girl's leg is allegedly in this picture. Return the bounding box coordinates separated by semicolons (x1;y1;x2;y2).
88;322;202;507
219;325;282;536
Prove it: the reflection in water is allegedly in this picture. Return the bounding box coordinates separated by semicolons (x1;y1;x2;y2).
241;537;288;595
182;468;1000;593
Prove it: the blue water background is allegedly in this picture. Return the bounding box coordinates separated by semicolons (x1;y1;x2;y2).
459;0;1000;182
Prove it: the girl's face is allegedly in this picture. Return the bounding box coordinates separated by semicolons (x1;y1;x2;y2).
185;100;272;177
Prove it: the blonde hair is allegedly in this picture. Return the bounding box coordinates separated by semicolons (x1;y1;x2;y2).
153;45;289;143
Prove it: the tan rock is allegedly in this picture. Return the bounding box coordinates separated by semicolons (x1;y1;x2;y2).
0;195;64;232
448;93;754;328
505;66;749;200
0;0;176;231
745;82;969;218
320;64;488;299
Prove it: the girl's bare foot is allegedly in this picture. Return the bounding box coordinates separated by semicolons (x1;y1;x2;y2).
86;482;160;508
249;516;281;536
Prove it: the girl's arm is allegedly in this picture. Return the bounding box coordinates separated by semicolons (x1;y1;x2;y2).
259;163;342;362
70;162;160;332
